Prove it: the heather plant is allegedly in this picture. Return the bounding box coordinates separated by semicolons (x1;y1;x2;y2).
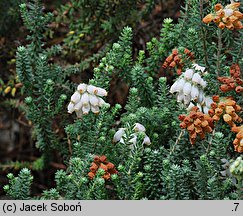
3;0;243;200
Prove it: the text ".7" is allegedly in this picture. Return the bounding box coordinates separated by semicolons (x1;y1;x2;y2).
232;203;239;212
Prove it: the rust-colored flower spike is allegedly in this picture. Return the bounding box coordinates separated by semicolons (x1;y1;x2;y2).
231;125;243;153
162;48;194;75
88;155;118;180
179;106;214;145
203;2;243;30
218;64;243;93
208;96;242;127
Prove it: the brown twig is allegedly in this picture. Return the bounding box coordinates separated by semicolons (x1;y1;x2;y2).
199;0;210;72
170;130;184;155
216;28;222;76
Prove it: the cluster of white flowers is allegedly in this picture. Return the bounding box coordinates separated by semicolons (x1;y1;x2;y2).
113;123;151;146
67;83;108;118
170;64;212;113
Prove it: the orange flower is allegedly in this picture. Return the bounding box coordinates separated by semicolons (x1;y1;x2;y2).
215;3;223;11
100;155;107;163
88;172;95;179
88;155;118;180
235;86;243;93
203;14;215;24
218;22;225;29
203;2;243;30
179;107;214;145
212;95;220;102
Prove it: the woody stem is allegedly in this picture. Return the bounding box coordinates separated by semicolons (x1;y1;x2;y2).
216;28;222;76
199;0;210;72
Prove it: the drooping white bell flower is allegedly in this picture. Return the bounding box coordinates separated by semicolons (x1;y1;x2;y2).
191;85;199;101
143;135;151;145
82;103;91;115
192;73;202;84
169;64;211;113
175;78;186;92
198;89;204;103
74;100;83;111
184;69;194;80
170;80;179;93
89;94;99;106
67;83;108;117
184;94;191;105
96;87;108;97
81;92;89;106
192;63;205;73
129;134;137;146
67;102;75;113
113;128;126;143
183;82;192;95
177;90;184;103
91;105;99;114
71;91;81;104
113;123;151;146
77;83;87;93
203;96;213;108
200;79;207;88
134;123;146;132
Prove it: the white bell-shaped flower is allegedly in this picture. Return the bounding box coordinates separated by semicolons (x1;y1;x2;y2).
96;87;108;97
77;83;87;93
113;128;126;143
192;63;205;73
91;105;99;114
184;69;194;80
175;78;186;92
192;73;202;84
134;123;146;132
87;85;98;95
184;94;191;105
67;102;75;113
200;79;207;88
98;98;106;106
74;100;83;111
82;103;90;115
71;91;81;104
191;85;199;101
183;82;192;95
129;134;137;146
170;80;179;93
89;94;99;106
177;91;184;102
143;135;151;145
80;92;89;106
204;96;213;108
67;83;108;117
198;89;204;103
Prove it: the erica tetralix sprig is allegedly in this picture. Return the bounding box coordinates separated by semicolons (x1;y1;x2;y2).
231;125;243;153
179;106;214;145
218;64;243;93
88;155;118;180
203;2;243;30
208;95;242;127
162;48;194;75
